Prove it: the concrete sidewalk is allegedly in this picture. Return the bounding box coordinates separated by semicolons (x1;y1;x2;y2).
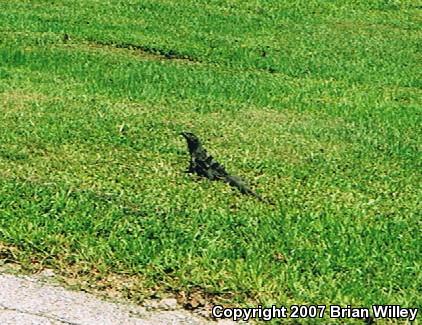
0;273;228;325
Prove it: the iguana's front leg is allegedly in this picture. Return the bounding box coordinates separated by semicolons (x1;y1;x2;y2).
187;157;195;173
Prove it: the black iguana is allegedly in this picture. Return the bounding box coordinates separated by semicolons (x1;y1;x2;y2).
180;131;273;205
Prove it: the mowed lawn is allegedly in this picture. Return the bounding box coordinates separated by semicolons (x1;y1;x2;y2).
0;0;420;319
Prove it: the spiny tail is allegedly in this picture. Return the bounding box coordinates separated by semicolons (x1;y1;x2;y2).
233;182;275;206
246;188;276;206
223;175;275;206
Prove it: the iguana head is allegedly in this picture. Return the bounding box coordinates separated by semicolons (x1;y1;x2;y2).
180;131;201;152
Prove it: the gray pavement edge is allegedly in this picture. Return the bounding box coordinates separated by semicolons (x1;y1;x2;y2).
0;273;234;325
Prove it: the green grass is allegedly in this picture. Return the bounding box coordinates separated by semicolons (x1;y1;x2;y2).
0;0;421;322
